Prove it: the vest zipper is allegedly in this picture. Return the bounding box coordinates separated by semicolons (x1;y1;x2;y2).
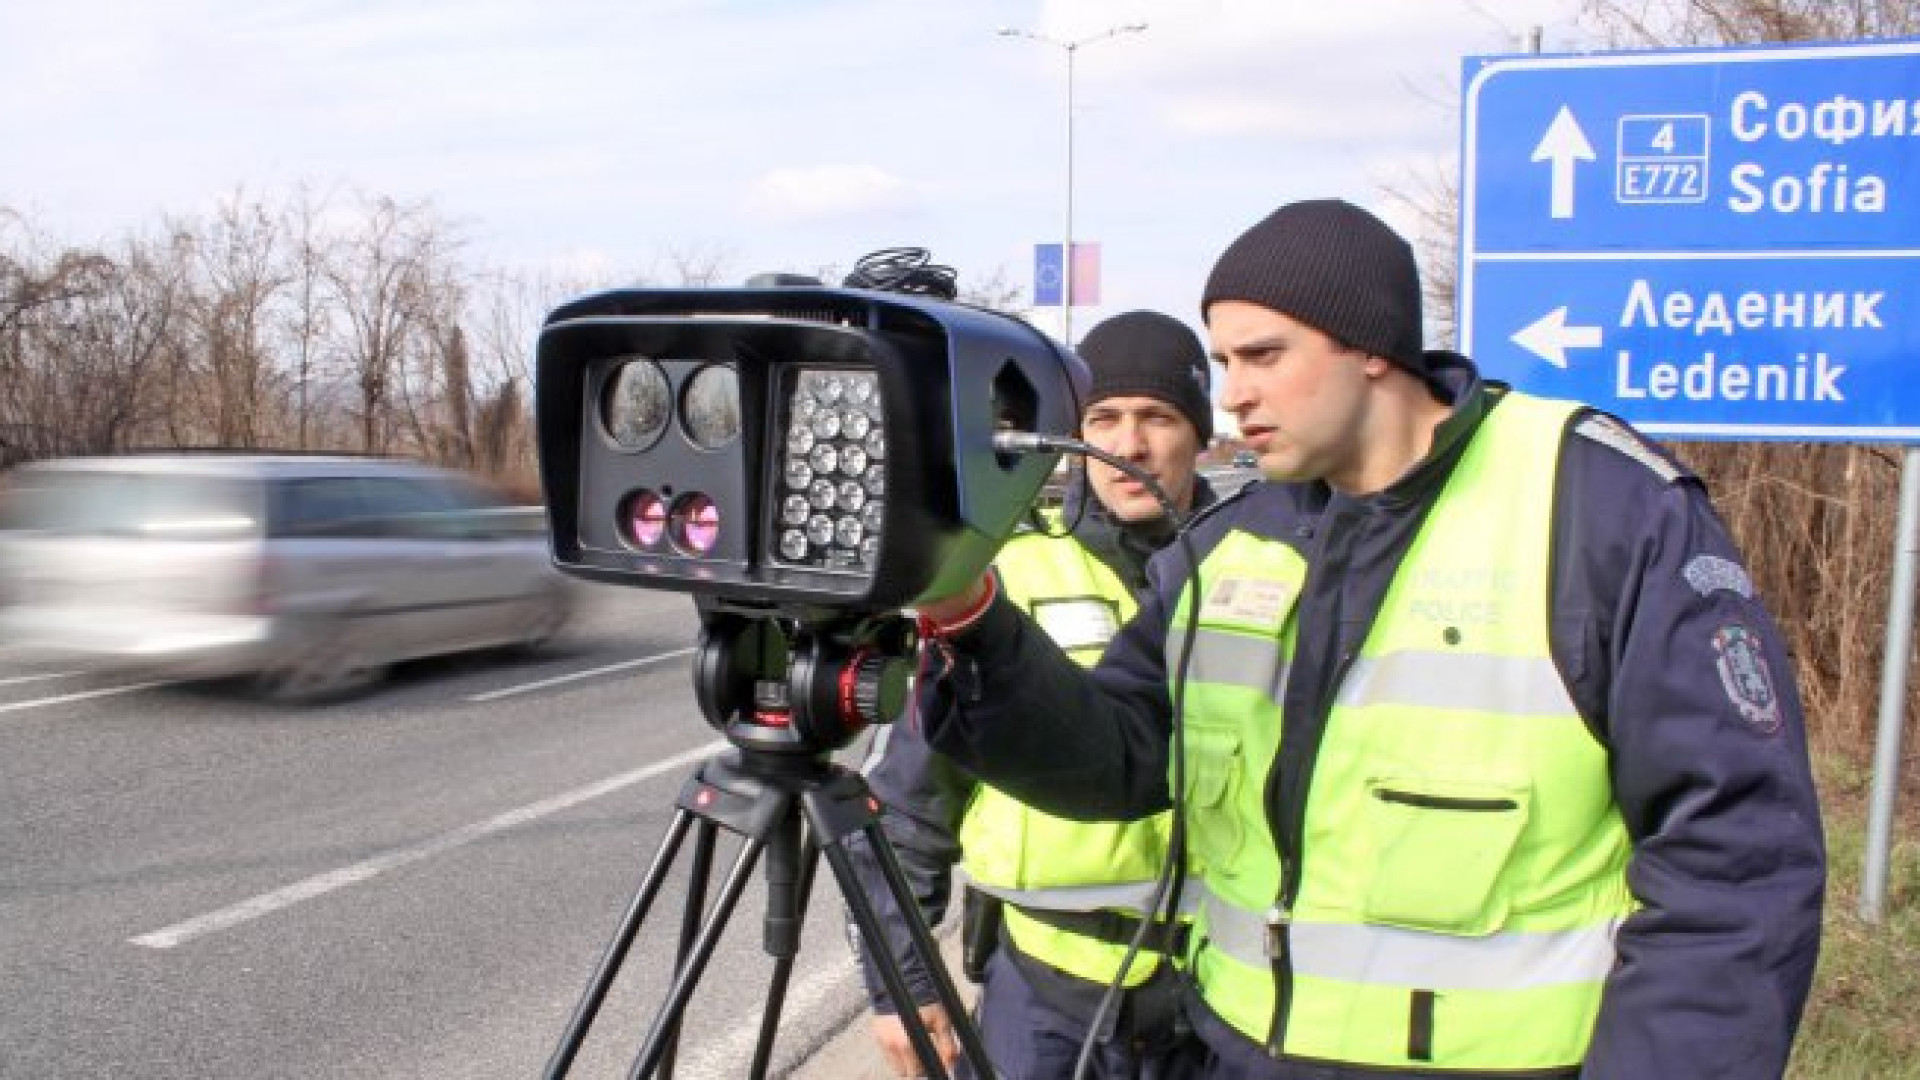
1264;644;1360;1059
1262;902;1293;1056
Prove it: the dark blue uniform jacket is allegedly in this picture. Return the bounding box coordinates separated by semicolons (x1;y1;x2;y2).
847;473;1216;1028
919;353;1826;1080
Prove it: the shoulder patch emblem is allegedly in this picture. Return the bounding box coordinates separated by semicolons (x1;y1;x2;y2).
1683;554;1755;599
1573;414;1682;483
1711;623;1782;735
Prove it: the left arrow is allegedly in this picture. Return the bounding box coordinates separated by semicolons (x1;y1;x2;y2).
1511;306;1602;368
1530;105;1595;220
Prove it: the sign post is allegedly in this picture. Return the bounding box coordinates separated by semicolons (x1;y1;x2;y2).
1460;39;1920;920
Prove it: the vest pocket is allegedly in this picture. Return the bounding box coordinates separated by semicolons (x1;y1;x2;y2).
1180;727;1247;874
1358;777;1531;936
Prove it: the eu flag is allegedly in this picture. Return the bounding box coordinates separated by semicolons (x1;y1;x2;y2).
1034;242;1101;306
1034;243;1065;306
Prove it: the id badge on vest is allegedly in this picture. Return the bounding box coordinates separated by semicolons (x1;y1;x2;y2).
1031;596;1121;653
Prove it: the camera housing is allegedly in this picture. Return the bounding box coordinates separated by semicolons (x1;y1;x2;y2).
534;286;1085;614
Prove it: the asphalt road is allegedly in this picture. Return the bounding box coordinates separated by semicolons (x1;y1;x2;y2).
0;583;882;1079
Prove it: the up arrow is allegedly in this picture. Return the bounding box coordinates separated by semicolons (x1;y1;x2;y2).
1530;105;1595;219
1512;306;1602;368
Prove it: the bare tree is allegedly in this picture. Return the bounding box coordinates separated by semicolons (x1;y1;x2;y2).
1583;0;1920;46
33;231;193;455
278;187;341;450
323;195;460;454
177;193;292;447
958;266;1028;314
661;243;732;288
463;266;609;492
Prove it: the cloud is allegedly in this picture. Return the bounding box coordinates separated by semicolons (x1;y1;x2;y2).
741;164;918;224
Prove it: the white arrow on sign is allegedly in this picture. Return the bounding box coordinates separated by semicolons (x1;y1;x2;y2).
1530;105;1595;219
1511;306;1602;368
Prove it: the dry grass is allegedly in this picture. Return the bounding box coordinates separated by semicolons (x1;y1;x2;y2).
1671;441;1920;1076
1788;754;1920;1078
1672;442;1917;775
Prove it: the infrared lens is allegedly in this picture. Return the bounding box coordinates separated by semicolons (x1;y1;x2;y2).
670;493;721;555
623;489;667;548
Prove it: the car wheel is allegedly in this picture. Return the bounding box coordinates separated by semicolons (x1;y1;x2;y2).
254;620;389;704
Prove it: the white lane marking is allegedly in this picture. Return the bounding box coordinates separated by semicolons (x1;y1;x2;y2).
463;648;698;702
0;671;80;687
0;678;182;714
129;739;727;950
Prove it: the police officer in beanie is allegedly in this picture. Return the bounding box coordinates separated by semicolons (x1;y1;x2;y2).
847;309;1217;1080
910;200;1825;1079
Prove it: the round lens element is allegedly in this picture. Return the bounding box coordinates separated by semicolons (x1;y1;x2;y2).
623;489;667;548
602;359;671;450
670;493;721;555
785;458;813;489
681;365;741;450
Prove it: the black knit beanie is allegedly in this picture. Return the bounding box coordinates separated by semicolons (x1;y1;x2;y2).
1200;199;1425;375
1076;310;1213;443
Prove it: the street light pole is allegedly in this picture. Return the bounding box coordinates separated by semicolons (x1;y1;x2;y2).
998;21;1147;343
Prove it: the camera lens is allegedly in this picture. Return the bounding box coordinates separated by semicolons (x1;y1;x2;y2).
622;489;667;549
681;364;740;450
602;359;671;451
670;492;721;555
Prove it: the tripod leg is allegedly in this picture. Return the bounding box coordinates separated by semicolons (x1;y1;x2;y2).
747;813;817;1079
818;822;986;1080
659;815;719;1080
860;825;989;1067
545;807;698;1080
625;829;769;1079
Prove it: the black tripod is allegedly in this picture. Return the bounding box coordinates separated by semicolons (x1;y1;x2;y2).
543;609;991;1080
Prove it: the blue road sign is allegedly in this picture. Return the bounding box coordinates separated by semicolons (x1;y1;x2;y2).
1461;39;1920;441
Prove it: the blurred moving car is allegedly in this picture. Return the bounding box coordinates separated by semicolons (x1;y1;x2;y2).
0;453;571;702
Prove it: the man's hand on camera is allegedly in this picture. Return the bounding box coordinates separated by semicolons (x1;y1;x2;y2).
869;1004;959;1077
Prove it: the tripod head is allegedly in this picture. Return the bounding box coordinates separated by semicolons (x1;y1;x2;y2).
691;598;917;758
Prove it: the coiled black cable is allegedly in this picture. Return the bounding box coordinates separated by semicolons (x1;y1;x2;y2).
840;246;959;300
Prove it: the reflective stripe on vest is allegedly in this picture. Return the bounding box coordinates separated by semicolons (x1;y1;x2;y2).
958;523;1179;987
1175;393;1635;1072
1336;650;1570;716
1196;888;1619;990
1169;628;1292;703
965;878;1190;918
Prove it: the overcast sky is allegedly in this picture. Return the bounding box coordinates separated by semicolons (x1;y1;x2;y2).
0;0;1592;340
